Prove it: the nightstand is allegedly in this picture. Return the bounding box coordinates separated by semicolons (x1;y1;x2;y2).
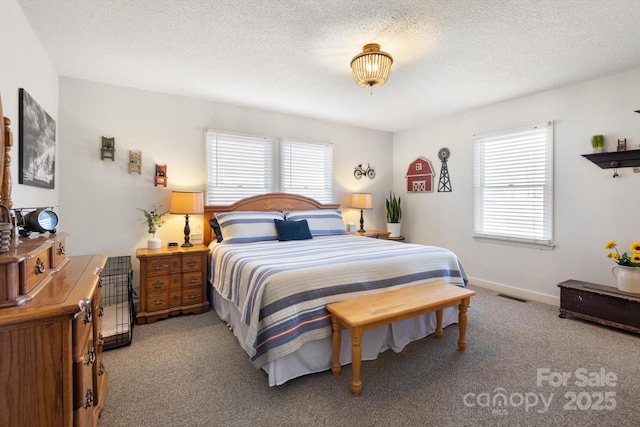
352;229;391;239
388;235;405;241
136;245;210;324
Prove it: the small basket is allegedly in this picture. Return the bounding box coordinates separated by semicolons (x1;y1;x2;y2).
0;204;13;253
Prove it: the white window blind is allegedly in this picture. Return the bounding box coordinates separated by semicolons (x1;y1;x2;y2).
205;131;274;204
473;121;554;247
281;140;333;203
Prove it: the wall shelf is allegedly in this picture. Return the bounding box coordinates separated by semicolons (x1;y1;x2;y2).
581;149;640;169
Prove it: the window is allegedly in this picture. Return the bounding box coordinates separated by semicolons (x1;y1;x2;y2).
205;131;274;204
205;131;333;205
281;140;333;203
473;121;554;247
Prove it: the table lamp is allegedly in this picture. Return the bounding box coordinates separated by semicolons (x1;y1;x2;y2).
350;193;373;233
170;191;204;247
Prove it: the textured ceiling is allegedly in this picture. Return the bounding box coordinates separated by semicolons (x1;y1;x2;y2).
15;0;640;132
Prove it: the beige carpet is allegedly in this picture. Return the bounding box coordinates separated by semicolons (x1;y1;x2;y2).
98;285;640;426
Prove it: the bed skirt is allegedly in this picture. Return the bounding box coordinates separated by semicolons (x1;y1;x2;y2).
211;288;459;386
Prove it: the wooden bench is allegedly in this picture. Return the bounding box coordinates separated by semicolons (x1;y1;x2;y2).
326;281;476;396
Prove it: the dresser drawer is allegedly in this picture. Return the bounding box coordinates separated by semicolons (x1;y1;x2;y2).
182;255;202;272
181;286;202;305
182;271;203;288
146;290;169;312
74;343;96;425
50;237;66;268
144;275;170;293
169;256;182;273
25;247;51;293
146;257;171;276
73;299;95;355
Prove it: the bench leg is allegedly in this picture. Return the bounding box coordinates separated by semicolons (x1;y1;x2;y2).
330;314;342;377
458;297;470;351
435;309;443;339
351;328;363;397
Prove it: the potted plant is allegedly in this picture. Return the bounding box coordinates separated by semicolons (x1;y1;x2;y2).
591;134;605;153
385;192;402;238
139;205;166;249
606;240;640;293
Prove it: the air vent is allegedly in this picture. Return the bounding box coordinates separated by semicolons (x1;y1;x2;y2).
498;293;528;303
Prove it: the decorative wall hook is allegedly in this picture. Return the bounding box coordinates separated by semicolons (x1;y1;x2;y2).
129;150;142;174
354;163;375;179
155;164;167;187
100;137;115;161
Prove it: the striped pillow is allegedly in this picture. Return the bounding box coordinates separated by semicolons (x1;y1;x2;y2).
215;211;285;244
284;210;348;236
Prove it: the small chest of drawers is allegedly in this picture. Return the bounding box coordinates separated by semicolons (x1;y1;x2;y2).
136;245;210;324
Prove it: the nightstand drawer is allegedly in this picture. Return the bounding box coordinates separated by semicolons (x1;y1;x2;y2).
181;286;202;305
182;255;202;272
169;288;182;308
144;275;170;293
146;291;169;312
182;271;202;288
147;257;171;276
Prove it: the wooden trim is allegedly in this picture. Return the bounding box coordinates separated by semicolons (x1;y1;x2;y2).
203;193;340;246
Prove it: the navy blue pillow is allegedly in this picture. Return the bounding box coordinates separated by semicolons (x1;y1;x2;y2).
208;218;224;243
274;219;313;241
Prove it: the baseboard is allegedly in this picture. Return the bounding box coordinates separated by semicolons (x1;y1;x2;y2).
468;277;559;306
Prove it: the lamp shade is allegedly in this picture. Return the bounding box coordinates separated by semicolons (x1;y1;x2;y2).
169;191;204;215
350;43;393;89
350;193;373;210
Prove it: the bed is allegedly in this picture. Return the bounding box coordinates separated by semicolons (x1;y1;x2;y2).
204;193;468;386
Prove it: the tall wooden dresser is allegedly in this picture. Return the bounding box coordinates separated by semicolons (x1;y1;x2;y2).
0;233;108;426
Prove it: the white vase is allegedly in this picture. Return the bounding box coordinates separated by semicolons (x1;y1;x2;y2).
612;265;640;294
148;236;161;249
387;222;401;238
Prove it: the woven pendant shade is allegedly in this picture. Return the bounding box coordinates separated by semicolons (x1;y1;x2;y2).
350;43;393;89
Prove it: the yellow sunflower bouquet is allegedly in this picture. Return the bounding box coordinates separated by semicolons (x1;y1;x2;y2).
605;240;640;267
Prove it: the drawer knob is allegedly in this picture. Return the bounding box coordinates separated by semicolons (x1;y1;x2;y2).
187;293;198;299
84;306;93;324
187;276;198;284
98;278;103;288
84;346;96;365
34;258;46;274
152;280;164;289
98;362;105;376
74;298;91;320
152;262;164;270
84;388;94;408
98;333;104;347
187;260;197;267
98;305;104;317
153;298;165;305
57;243;65;255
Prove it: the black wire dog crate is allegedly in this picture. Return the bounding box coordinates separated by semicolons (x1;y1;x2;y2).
100;256;135;350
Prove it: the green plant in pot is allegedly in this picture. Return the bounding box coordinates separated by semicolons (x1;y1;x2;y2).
591;134;605;153
385;192;402;237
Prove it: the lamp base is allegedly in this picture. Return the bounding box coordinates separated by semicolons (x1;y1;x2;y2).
182;214;193;247
358;209;366;233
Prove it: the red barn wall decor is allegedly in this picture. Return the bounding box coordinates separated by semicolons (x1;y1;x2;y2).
406;156;434;192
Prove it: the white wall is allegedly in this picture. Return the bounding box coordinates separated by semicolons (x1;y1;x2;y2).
0;0;60;210
58;77;393;289
393;68;640;304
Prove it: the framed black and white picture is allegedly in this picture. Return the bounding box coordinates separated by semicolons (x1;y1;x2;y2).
19;88;56;189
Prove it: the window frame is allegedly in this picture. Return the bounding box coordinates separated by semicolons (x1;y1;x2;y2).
473;121;555;249
205;130;334;205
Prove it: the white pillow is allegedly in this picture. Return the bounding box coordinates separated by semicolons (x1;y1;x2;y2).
215;211;285;243
284;210;348;236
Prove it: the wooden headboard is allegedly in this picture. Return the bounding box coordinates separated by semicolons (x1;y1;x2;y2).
203;192;340;245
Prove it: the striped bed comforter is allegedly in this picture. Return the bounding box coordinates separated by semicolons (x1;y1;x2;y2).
210;234;468;369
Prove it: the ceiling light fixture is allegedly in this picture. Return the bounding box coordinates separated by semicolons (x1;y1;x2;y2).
350;43;393;93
